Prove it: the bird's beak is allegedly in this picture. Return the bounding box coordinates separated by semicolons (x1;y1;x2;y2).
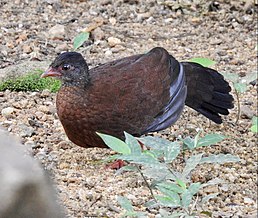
41;67;62;78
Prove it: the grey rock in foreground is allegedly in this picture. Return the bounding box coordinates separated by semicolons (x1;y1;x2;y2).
0;129;64;218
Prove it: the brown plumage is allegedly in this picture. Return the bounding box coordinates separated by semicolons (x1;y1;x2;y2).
41;47;233;148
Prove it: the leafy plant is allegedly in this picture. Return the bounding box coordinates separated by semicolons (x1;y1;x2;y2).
0;70;61;92
98;132;240;217
117;196;146;217
188;57;216;67
73;31;90;50
222;72;257;124
250;116;258;133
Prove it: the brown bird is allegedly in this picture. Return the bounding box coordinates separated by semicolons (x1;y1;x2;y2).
41;47;233;148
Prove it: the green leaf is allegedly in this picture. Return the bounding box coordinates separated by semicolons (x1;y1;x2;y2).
117;196;134;212
251;116;258;133
194;130;202;148
181;183;201;209
120;153;160;166
182;136;195;150
234;82;248;93
252;116;258;125
115;165;138;175
164;142;181;163
200;178;225;188
142;165;176;180
155;195;181;207
96;132;131;154
188;182;201;195
157;186;181;201
156;181;184;194
182;153;203;178
138;136;176;150
189;57;216;67
124;132;142;155
251;124;258;133
73;32;90;50
200;154;240;164
240;72;257;84
201;193;219;204
197;134;226;148
176;178;187;190
221;72;239;83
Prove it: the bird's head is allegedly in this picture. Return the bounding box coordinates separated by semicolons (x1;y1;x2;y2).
41;52;90;87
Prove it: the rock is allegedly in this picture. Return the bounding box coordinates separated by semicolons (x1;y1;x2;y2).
109;17;117;25
107;37;121;47
244;197;254;205
55;43;68;53
40;89;51;98
1;107;14;117
22;44;32;53
48;24;65;40
91;27;105;41
105;49;113;56
241;105;254;119
19;124;35;137
0;129;64;218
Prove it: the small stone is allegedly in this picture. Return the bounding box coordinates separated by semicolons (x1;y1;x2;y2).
241;105;254;119
244;197;254;204
35;111;44;119
203;186;219;194
219;184;229;192
109;17;116;25
1;107;14;117
22;44;32;53
91;27;105;41
24;140;37;149
107;37;121;47
19;124;35;137
105;49;113;56
38;105;50;113
40;90;51;98
57;141;70;150
48;24;65;40
55;43;68;53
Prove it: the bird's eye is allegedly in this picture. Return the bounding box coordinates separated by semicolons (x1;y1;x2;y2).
62;64;71;71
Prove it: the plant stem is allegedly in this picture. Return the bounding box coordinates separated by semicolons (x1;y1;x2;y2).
136;165;157;202
235;91;240;124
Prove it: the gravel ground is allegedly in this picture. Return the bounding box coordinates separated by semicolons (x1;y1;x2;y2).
0;0;257;217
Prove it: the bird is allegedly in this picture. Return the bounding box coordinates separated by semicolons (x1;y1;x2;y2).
41;47;234;148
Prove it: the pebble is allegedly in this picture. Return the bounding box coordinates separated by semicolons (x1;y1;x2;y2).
105;49;113;56
107;37;121;47
243;197;254;205
48;24;65;39
1;107;14;117
92;27;105;41
241;105;254;119
24;140;37;149
55;43;69;53
38;105;50;113
18;124;35;137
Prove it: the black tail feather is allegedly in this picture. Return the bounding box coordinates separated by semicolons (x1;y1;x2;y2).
182;62;234;123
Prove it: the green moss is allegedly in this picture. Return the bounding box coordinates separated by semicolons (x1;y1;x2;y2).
0;70;61;92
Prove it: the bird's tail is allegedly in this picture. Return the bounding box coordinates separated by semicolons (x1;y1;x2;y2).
182;62;234;124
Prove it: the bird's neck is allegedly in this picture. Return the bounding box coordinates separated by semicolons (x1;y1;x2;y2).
63;72;90;89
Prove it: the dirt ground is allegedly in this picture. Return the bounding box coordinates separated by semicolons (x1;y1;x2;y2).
0;0;257;217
